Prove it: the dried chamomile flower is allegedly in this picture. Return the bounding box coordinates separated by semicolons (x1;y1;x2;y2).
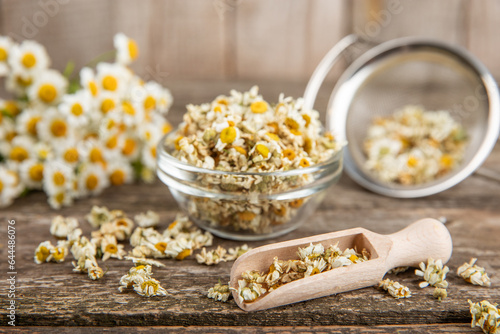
47;241;68;263
66;228;83;246
189;230;214;249
72;255;104;280
241;270;266;284
100;216;134;241
388;266;409;275
433;287;448;301
457;258;491;287
304;257;328;277
50;215;79;239
226;244;251;261
196;246;227;265
468;300;500;334
208;282;232;302
165;238;193;260
379;279;411;299
70;236;96;260
34;241;54;264
100;234;126;261
86;205;113;228
124;256;165;268
363;105;468;185
415;258;449;289
134;278;168;297
134;210;160;228
119;264;153;292
298;243;324;261
234;279;267;303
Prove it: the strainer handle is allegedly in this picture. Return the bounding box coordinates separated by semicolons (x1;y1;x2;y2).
303;34;359;111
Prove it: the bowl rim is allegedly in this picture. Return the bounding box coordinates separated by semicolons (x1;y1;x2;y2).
157;135;343;177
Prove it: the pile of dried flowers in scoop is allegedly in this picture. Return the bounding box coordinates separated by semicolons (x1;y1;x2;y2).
166;86;342;234
233;242;369;304
363;105;468;185
0;33;172;209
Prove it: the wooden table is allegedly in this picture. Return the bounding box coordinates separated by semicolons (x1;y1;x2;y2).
1;81;499;333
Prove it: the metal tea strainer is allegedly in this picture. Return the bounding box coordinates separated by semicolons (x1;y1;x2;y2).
304;35;500;198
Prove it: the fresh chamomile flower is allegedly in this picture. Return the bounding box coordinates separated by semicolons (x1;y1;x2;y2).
107;159;133;187
48;189;73;209
101;234;125;261
139;81;173;114
42;159;74;196
134;210;160;228
78;139;108;166
28;69;68;105
50;215;79;239
37;108;74;143
0;36;13;76
95;62;131;96
141;141;158;170
76;163;109;197
9;40;50;77
96;91;119;115
15;107;42;137
34;240;54;264
19;158;44;189
119;133;141;161
79;67;99;97
55;140;81;167
58;90;93;127
4;135;35;164
114;33;139;66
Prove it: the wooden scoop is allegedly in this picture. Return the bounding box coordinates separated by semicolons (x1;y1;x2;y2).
230;218;452;312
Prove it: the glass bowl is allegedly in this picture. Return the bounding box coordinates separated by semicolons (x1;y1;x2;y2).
157;137;343;241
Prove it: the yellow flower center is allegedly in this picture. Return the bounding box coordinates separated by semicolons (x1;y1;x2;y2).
52;248;65;261
290;129;302;136
10;146;29;162
128;39;139;59
176;249;192;260
86;174;99;190
349;254;359;262
213;105;222;113
250;101;268;114
220;126;237;144
303;138;312;154
144;96;156;111
100;98;115;113
0;180;3;193
27;116;41;136
105;244;118;254
0;47;7;61
89;148;104;163
71;103;83;116
21;53;37;68
273;207;286;216
290;199;304;208
302;114;311;127
88;81;98;96
407;156;418;168
53;171;65;186
154;242;168;252
255;144;269;158
217;98;228;106
175;136;184;150
63;148;79;163
38;84;57;103
233;146;247;156
285;118;299;130
150;146;157;158
167;221;177;230
50;119;67;137
440;154;454;168
162;123;172;134
299;158;310;168
267;122;279;133
135;265;145;270
311;268;321;276
122;138;136;156
102;75;118;91
266;132;280;141
36;246;50;262
3;101;20;117
122;101;135;115
238;211;256;221
29;163;44;182
110;169;125;186
55;192;65;204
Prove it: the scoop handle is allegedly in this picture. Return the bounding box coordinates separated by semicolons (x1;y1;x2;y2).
385;218;453;270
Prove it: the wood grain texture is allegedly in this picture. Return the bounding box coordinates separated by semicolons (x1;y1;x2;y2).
0;81;498;330
1;0;499;81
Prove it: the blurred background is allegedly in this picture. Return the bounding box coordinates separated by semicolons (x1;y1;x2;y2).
0;0;499;115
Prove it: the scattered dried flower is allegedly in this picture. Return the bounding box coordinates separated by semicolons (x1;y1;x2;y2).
433;287;448;301
457;258;491;287
387;266;409;275
50;215;79;239
415;258;449;289
134;210;160;228
468;300;500;334
379;278;411;299
208;282;231;302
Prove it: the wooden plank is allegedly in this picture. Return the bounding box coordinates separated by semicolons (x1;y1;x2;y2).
0;81;498;327
0;324;476;333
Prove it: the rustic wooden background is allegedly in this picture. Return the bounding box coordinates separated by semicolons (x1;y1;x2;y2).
0;0;499;85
